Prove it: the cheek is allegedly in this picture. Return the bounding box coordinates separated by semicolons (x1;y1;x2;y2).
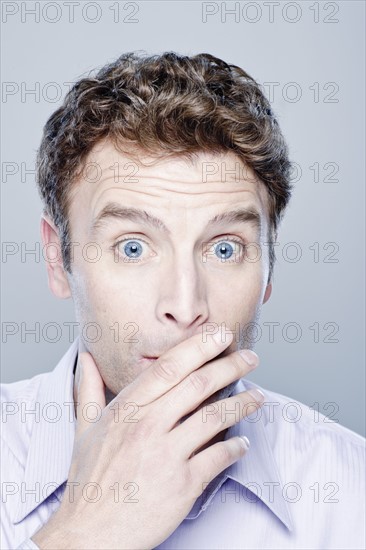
68;262;108;320
72;263;148;326
210;278;262;315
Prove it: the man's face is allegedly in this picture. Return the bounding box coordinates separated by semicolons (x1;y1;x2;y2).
48;139;272;405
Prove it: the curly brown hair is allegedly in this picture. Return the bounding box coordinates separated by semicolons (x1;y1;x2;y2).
36;51;293;283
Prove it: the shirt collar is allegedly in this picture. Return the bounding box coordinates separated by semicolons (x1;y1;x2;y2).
12;340;294;532
185;377;294;532
12;338;79;524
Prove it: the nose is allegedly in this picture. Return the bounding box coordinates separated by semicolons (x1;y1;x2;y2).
155;254;209;331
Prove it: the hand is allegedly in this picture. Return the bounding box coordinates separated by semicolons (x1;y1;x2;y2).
31;329;264;550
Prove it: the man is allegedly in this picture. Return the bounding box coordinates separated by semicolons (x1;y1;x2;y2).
1;52;365;550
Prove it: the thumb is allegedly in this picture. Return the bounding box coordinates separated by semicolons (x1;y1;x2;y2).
74;351;106;438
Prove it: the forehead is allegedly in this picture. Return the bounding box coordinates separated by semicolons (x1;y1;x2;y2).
70;139;270;229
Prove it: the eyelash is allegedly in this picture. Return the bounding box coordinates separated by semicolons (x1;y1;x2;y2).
111;235;247;263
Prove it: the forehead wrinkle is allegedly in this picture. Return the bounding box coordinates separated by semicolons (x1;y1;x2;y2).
85;179;268;239
86;187;259;226
89;176;253;197
89;200;264;242
86;149;252;186
90;204;171;239
207;207;262;236
83;162;257;189
90;185;258;204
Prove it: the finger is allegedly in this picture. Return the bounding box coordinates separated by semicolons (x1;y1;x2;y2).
171;388;265;459
112;327;233;407
157;349;259;432
75;351;106;438
189;436;251;497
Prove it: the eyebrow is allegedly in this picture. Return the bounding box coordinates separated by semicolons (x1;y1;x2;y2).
90;203;262;238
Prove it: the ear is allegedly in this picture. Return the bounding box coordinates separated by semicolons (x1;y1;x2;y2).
262;281;272;304
40;214;71;299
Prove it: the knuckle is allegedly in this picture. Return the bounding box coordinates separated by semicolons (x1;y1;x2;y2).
205;404;223;425
153;356;180;384
213;443;232;466
125;415;154;442
190;337;209;360
188;371;210;393
230;354;246;377
242;398;260;417
181;463;195;488
184;464;202;499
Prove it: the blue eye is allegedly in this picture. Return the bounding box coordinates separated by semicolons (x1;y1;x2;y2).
211;238;246;262
122;240;143;259
113;238;147;262
112;236;246;264
215;241;234;260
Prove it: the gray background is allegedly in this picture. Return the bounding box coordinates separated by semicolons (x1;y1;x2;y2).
1;1;365;436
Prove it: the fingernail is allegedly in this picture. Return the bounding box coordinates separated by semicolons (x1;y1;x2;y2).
247;388;265;404
239;349;259;367
239;436;250;451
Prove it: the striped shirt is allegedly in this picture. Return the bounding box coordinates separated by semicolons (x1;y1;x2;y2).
1;337;365;549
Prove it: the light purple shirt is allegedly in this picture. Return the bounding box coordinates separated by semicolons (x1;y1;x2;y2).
1;337;365;549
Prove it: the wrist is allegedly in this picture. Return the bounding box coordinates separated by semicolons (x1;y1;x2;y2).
31;511;76;550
